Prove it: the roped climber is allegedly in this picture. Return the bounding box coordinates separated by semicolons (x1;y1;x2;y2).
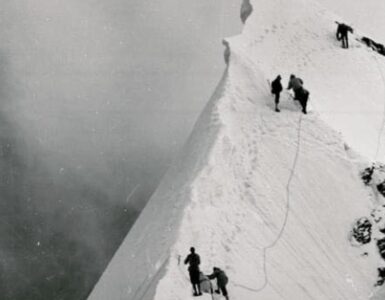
208;267;229;300
271;75;283;112
184;247;202;296
287;74;309;114
336;22;353;49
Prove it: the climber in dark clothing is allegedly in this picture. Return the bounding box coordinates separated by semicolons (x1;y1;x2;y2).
184;247;202;296
208;267;229;300
271;75;283;112
298;88;309;114
287;74;309;114
336;22;353;49
287;74;303;101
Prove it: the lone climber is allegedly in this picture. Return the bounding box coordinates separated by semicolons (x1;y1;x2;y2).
208;267;229;300
271;75;283;112
336;22;353;49
184;247;202;296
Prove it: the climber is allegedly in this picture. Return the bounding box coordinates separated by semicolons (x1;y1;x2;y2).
184;247;202;296
336;22;353;49
287;75;309;114
271;75;283;112
287;74;303;101
362;36;375;49
297;88;310;114
208;267;229;300
361;36;385;56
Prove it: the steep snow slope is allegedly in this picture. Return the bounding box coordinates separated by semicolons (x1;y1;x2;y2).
372;286;385;300
88;0;385;299
235;0;385;162
317;0;385;41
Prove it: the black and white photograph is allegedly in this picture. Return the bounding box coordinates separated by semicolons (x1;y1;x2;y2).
1;0;385;299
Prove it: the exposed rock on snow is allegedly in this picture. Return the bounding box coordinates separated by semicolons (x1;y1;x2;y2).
377;239;385;260
351;217;372;245
375;268;385;287
354;164;385;293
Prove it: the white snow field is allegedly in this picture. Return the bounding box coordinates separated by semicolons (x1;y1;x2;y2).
372;286;385;300
88;0;385;299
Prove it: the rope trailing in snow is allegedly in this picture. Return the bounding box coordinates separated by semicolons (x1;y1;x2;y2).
233;113;304;293
372;54;385;161
176;112;304;295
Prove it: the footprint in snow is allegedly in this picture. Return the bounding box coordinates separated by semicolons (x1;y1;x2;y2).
223;244;231;253
244;182;252;188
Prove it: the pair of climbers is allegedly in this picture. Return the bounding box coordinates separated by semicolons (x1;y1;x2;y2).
336;22;353;49
271;74;309;114
184;247;229;299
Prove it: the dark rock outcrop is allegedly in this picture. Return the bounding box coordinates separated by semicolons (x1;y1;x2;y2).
352;217;372;245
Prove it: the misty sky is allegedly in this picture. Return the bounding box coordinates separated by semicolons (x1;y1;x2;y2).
0;1;240;299
0;0;241;207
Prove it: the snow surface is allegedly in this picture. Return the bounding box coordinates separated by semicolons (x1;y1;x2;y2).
372;286;385;300
88;0;385;299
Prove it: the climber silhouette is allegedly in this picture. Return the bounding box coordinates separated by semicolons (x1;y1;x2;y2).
287;74;309;114
208;267;229;300
336;22;353;49
271;75;283;112
184;247;202;296
362;36;385;56
287;74;303;100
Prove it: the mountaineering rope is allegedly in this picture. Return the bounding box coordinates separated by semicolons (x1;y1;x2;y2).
233;113;304;293
372;54;385;161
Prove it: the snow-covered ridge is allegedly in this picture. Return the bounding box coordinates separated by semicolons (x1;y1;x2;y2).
88;0;385;299
234;0;385;162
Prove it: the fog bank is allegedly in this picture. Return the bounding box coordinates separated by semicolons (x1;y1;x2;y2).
0;1;240;299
